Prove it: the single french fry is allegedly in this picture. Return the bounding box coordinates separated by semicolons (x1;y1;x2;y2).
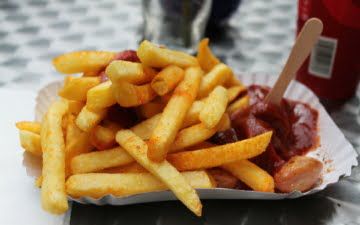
227;85;247;103
86;81;116;111
182;100;204;128
58;76;100;101
40;100;69;214
16;121;41;134
112;82;157;107
53;51;115;74
227;95;249;115
116;130;202;216
137;100;165;119
65;115;93;176
198;63;233;98
167;132;272;171
71;146;133;174
148;67;202;162
106;60;157;84
199;86;228;129
130;114;161;140
89;125;117;150
75;106;107;132
197;38;220;72
66;171;215;199
101;163;147;173
222;160;275;192
66;100;85;115
19;130;42;156
151;65;184;96
137;40;198;68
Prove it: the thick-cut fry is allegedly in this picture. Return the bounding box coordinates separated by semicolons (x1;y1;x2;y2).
198;63;233;98
106;60;157;84
101;163;147;173
116;130;202;216
66;100;85;115
75;106;107;132
197;38;220;72
19;130;42;156
167;132;272;171
148;67;202;162
65;115;93;176
137;40;198;68
53;51;115;74
182;100;204;128
58;76;100;101
151;65;184;96
66;171;215;199
130;114;161;140
227;85;247;103
89;125;117;150
86;81;116;110
222;160;275;192
71;146;133;174
227;95;250;115
137;100;165;119
16;121;41;134
40;100;69;214
112;82;157;107
199;86;228;129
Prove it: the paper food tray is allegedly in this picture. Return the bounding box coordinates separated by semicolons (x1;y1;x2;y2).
28;73;358;204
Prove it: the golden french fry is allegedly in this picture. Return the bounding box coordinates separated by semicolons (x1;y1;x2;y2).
106;60;157;84
66;171;215;199
197;38;220;72
19;130;42;156
130;114;161;140
199;86;228;129
227;95;249;115
148;67;202;162
224;74;243;87
40;100;69;214
111;82;157;107
86;81;116;111
184;141;216;151
53;51;115;74
101;163;147;173
227;85;247;103
16;121;41;134
116;130;202;216
89;125;117;150
137;40;198;68
182;100;204;128
58;76;100;101
75;106;107;132
198;63;233;98
151;65;184;96
222;160;275;192
71;146;133;174
137;100;165;119
167;132;272;171
66;100;85;115
217;113;231;131
65;115;93;176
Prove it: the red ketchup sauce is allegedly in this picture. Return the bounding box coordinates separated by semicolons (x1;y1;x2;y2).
212;85;319;175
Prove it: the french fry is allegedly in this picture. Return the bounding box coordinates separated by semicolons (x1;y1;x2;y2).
86;81;116;111
151;65;184;96
224;74;243;87
130;114;161;140
66;100;85;115
167;132;272;171
89;125;117;150
83;70;100;77
137;100;165;119
75;106;107;132
227;95;249;115
199;86;228;129
65;115;93;176
106;60;157;84
19;130;42;156
137;40;198;68
198;63;233;98
148;67;202;162
217;113;231;132
222;160;275;192
53;51;115;74
66;171;215;199
227;85;247;103
101;163;147;173
116;130;202;216
182;100;204;128
58;76;100;101
111;82;157;107
184;141;216;151
40;100;68;214
197;38;220;72
71;146;133;174
16;121;41;134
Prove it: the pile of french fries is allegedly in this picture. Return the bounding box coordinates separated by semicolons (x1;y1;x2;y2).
16;39;275;216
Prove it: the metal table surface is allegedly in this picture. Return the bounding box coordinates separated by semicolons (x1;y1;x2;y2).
1;0;359;224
